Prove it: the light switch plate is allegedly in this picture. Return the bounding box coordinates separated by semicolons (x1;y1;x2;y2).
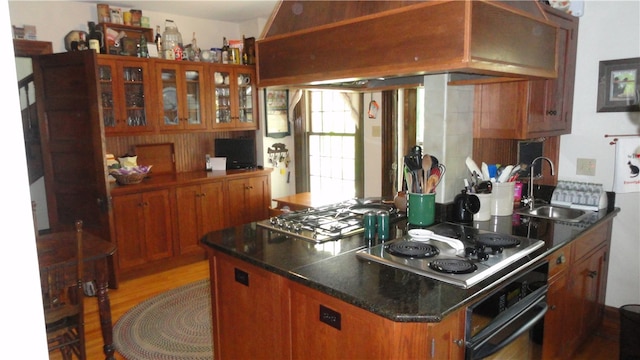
576;158;596;176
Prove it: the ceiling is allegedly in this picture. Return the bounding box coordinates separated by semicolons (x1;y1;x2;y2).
80;0;279;22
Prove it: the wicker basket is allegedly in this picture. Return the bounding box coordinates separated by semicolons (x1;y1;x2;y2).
111;172;147;185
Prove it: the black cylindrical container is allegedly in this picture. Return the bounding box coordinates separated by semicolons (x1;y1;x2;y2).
452;190;480;224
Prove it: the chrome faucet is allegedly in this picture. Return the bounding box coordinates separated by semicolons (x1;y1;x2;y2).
525;156;555;210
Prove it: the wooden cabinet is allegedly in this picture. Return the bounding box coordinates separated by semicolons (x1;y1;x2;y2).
112;189;173;271
226;174;270;226
209;66;258;130
427;308;466;359
290;282;394;359
542;243;572;360
210;251;290;360
208;249;462;359
175;181;226;255
474;7;578;139
155;61;208;131
98;56;156;134
541;220;612;359
566;243;609;355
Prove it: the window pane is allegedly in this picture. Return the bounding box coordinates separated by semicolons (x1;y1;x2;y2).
308;90;357;198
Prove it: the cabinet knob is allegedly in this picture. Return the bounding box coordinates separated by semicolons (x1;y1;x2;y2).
588;270;598;278
556;254;566;264
550;304;557;310
547;110;558;116
453;339;464;347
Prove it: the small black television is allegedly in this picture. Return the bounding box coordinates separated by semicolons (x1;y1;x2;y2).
215;138;257;170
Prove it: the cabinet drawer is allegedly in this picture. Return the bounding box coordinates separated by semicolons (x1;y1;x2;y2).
547;243;572;279
573;223;609;261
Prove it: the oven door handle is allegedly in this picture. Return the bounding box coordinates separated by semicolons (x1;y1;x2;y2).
467;294;548;359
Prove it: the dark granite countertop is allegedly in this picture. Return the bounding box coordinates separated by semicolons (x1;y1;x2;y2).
200;207;620;323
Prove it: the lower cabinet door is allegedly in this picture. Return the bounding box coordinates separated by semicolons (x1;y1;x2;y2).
542;273;569;360
212;252;290;359
113;189;173;271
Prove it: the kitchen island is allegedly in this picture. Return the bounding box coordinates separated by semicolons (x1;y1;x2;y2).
200;206;619;359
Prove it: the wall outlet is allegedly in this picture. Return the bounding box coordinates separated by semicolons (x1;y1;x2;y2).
576;158;596;176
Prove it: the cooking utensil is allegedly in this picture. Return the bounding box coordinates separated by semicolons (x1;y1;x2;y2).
498;165;514;183
424;164;445;193
422;155;432;193
424;173;439;194
510;165;521;177
476;180;493;194
430;155;439;169
481;162;490;181
465;157;483;181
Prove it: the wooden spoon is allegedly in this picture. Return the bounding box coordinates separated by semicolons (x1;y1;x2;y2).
422;155;432;193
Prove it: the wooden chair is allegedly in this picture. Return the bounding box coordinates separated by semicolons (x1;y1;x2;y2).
40;219;86;359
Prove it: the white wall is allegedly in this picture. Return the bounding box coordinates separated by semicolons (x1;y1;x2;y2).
363;92;383;197
558;1;640;307
8;1;263;53
3;0;49;357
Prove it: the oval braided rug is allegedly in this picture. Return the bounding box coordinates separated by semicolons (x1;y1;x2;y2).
113;279;213;360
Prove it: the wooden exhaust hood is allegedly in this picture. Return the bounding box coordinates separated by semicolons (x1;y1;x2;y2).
256;0;559;88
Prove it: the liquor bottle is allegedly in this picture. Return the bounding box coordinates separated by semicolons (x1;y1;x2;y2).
241;35;248;65
191;32;200;61
155;25;162;56
87;22;104;53
77;31;88;51
139;34;149;58
221;37;229;64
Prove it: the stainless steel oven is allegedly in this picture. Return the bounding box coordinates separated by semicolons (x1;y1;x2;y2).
465;261;549;360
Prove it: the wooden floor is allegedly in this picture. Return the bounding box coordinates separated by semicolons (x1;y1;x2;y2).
83;260;209;360
52;259;620;360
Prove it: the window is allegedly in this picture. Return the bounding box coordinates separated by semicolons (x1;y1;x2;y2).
307;90;358;199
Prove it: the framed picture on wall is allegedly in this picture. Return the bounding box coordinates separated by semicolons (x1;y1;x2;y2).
597;57;640;112
264;89;290;138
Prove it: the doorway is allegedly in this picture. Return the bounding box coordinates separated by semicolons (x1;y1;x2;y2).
13;39;52;230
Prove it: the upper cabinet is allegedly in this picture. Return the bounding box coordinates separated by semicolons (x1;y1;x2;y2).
96;56;257;135
155;61;207;131
98;56;156;134
474;6;579;139
210;66;257;130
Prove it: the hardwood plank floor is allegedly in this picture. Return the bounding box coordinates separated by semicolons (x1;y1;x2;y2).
53;260;210;360
52;259;621;359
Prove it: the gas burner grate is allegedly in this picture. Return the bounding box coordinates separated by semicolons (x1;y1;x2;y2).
386;240;439;258
429;259;478;274
475;233;521;248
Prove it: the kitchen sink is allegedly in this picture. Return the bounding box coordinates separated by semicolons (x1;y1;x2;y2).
516;205;591;222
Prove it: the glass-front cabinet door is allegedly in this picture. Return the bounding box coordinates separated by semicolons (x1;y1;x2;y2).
98;57;154;134
235;69;256;129
210;66;258;130
212;69;232;127
156;61;206;131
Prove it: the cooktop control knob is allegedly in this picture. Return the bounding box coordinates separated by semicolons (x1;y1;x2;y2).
490;246;504;254
477;251;490;262
465;247;477;257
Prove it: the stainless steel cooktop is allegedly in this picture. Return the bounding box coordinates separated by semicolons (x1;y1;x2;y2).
356;222;544;289
256;198;404;243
